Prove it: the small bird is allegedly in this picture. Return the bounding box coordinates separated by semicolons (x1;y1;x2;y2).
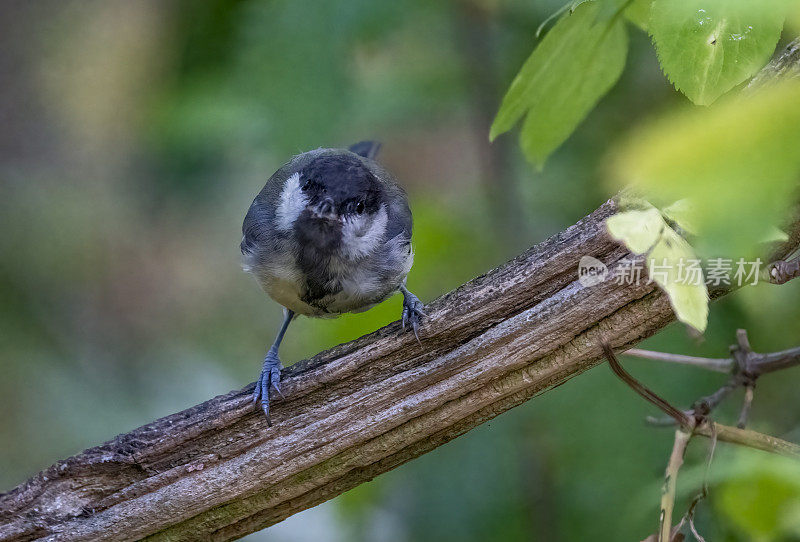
241;141;425;424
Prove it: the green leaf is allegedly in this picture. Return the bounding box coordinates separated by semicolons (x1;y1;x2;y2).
611;80;800;259
650;0;786;105
491;1;628;167
606;207;709;332
624;0;652;31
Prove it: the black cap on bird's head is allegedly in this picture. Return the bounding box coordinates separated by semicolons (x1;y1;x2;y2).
289;149;388;255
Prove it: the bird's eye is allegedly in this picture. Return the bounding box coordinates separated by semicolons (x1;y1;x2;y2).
356;201;365;214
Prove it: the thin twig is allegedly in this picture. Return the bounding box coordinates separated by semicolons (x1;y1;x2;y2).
643;419;721;542
626;335;800;378
660;428;693;542
603;343;691;427
621;342;800;459
692;381;738;416
694;422;800;459
646;415;689;427
737;386;755;429
752;346;800;375
682;424;716;542
636;331;800;430
686;509;705;541
624;349;732;373
735;328;752;354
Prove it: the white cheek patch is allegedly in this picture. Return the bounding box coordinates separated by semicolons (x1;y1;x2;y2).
341;204;388;259
276;172;307;231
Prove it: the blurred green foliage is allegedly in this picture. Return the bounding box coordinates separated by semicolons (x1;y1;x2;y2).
496;0;800;334
612;80;800;259
1;1;799;541
715;452;800;540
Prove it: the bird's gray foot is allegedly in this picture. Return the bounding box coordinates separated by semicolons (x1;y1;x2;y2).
401;288;426;343
253;349;283;425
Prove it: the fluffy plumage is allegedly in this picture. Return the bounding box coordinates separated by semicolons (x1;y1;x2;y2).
241;145;413;318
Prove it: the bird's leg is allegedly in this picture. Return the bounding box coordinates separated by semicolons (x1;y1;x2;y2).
399;285;426;343
253;308;295;425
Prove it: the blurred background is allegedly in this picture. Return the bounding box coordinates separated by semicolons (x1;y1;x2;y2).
1;1;799;540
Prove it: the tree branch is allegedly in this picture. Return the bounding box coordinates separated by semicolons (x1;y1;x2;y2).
2;195;799;541
0;200;685;542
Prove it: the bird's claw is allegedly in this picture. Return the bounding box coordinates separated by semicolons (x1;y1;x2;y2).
401;291;426;344
252;351;283;425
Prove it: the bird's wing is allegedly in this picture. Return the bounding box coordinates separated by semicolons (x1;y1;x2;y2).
241;194;274;255
241;166;292;254
384;183;412;243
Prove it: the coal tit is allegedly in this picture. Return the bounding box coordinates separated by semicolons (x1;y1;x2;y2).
241;141;425;423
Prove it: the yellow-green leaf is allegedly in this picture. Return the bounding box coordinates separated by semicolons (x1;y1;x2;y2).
647;226;709;332
661;199;698;235
762;226;789;243
606;207;664;254
607;208;709;332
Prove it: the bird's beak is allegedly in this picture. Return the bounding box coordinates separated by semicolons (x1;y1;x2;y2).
311;197;339;221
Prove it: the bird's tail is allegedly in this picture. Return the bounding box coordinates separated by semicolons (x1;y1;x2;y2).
348;140;382;160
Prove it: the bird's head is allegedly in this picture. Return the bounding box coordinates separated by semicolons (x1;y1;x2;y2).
278;152;389;258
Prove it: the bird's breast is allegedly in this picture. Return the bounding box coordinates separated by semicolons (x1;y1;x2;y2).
245;228;412;318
